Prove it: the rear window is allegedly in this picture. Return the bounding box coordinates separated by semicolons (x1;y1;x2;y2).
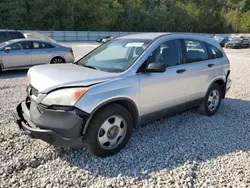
9;32;25;39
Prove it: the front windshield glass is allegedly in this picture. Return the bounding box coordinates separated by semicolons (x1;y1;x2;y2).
231;37;242;41
0;41;10;48
77;39;151;72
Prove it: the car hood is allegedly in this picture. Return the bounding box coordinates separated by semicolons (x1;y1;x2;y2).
28;64;120;93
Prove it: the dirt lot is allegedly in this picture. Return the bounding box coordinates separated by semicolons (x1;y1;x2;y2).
0;44;250;188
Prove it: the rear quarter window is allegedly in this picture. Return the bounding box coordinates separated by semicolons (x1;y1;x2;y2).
206;43;223;59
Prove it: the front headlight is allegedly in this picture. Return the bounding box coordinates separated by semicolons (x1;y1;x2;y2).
41;88;88;106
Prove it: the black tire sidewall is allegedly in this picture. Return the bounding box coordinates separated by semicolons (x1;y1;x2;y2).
51;57;65;64
84;104;133;157
203;84;222;116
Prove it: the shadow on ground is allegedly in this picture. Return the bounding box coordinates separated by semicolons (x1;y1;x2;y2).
0;70;27;79
55;97;250;178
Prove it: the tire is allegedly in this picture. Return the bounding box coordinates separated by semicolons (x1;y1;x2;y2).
198;83;222;116
50;57;65;64
84;104;133;157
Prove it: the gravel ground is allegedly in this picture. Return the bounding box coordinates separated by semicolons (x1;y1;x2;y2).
0;44;250;188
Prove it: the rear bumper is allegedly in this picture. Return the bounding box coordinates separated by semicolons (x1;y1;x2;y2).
14;101;89;146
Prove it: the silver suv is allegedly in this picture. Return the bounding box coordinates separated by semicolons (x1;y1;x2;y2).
15;33;232;157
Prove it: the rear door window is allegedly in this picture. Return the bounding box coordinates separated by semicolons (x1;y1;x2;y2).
184;40;209;63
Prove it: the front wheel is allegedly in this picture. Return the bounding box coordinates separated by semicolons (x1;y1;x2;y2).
198;83;222;116
84;104;133;157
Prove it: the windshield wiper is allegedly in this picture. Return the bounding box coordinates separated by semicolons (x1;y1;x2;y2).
82;65;98;70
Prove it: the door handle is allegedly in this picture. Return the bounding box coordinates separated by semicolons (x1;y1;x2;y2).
176;69;186;74
208;64;214;68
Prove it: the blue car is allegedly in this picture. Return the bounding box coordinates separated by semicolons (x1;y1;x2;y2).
220;37;230;47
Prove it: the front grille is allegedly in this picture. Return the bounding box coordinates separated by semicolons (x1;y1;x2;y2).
28;85;38;97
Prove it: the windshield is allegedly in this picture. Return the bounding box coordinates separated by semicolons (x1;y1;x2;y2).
77;39;151;72
0;41;10;48
231;37;242;42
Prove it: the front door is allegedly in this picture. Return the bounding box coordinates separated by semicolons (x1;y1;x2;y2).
139;39;187;122
1;41;32;69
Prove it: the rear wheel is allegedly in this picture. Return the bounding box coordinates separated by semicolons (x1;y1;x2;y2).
50;57;65;64
84;104;133;157
198;83;222;116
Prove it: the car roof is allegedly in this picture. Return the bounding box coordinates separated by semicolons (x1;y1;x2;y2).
117;32;221;49
7;38;56;44
118;33;170;40
117;32;214;41
0;29;22;32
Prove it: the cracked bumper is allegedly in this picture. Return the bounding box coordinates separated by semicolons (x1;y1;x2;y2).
14;101;89;147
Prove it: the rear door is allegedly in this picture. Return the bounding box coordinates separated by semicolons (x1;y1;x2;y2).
1;41;32;69
30;41;55;65
181;39;220;104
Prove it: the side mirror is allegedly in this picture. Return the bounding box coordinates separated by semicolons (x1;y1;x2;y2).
144;63;166;73
3;47;11;52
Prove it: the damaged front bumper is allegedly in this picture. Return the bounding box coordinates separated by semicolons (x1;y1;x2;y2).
14;100;89;147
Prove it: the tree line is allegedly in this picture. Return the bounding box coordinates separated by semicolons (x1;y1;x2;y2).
0;0;250;33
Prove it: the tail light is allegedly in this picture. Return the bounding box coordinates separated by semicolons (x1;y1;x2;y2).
69;48;73;55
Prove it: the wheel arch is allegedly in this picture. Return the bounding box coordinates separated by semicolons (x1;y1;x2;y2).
208;77;226;98
50;56;65;64
0;60;3;71
83;98;140;134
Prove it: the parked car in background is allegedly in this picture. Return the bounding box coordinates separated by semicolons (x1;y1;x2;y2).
15;33;231;157
0;30;25;43
220;36;230;47
0;39;74;71
24;32;57;43
96;36;114;43
225;37;249;49
213;36;230;47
